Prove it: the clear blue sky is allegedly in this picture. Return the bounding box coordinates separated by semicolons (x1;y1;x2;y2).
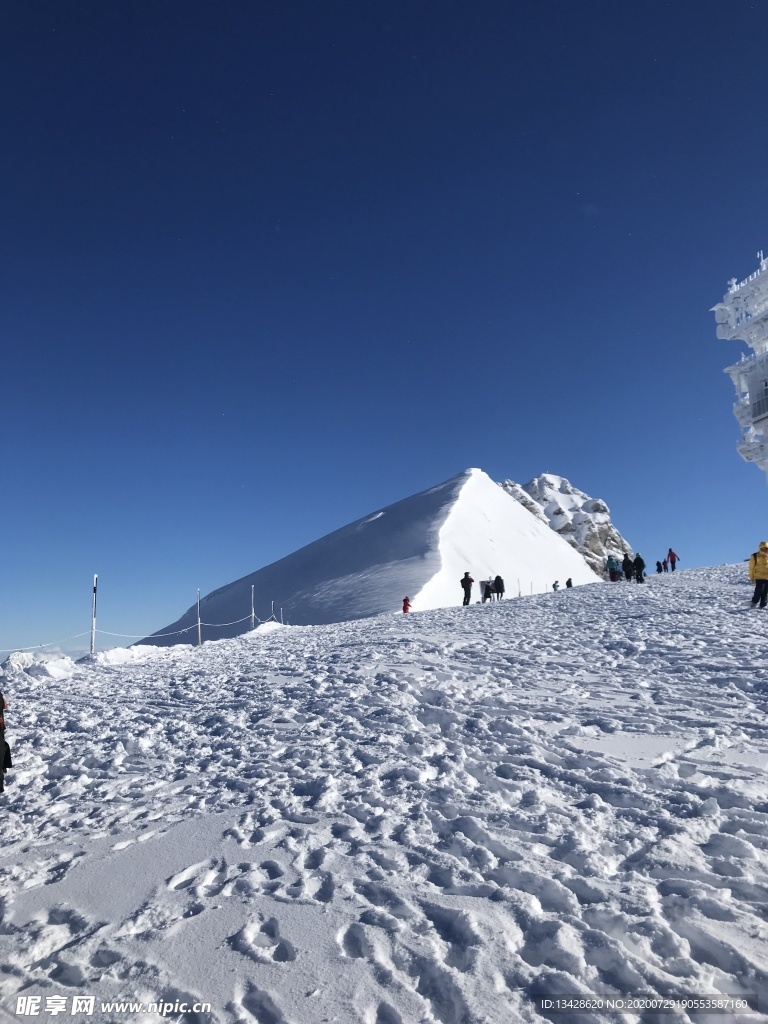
2;1;767;653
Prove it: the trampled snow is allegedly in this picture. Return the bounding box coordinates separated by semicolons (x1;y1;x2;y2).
1;565;767;1023
143;469;599;645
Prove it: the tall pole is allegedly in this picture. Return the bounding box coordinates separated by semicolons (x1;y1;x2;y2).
197;589;202;646
251;585;255;630
90;574;98;656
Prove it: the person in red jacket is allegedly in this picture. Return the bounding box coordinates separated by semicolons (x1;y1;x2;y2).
667;548;680;571
402;597;411;613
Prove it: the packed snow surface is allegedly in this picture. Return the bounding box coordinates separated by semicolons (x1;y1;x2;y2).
144;469;598;645
1;565;767;1023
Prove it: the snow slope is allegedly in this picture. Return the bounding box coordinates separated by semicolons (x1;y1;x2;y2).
143;469;599;644
1;565;766;1023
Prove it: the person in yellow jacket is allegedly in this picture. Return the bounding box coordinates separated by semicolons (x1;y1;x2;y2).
748;541;768;608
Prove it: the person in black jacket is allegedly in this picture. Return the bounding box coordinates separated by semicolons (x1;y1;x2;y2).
656;560;663;574
494;575;505;600
0;690;9;795
634;553;646;583
622;554;634;581
460;572;474;606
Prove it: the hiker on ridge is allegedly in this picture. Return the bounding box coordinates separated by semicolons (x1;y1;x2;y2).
622;554;634;582
494;575;505;600
460;572;474;606
667;548;680;571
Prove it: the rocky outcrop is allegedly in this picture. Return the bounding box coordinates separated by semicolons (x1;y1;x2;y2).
499;474;632;576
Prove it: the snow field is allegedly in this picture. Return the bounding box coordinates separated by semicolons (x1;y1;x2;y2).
0;564;766;1023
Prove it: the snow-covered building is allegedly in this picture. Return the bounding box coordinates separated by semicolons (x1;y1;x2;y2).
713;251;768;477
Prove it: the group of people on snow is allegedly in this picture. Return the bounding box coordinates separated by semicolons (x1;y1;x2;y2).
654;549;680;574
408;547;683;614
605;548;679;584
459;572;505;605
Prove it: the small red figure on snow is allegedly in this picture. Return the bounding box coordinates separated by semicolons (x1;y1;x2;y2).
403;597;411;613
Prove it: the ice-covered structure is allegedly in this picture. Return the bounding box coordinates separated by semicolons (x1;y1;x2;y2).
713;251;768;477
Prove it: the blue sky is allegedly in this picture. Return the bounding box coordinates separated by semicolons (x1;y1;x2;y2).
2;1;767;653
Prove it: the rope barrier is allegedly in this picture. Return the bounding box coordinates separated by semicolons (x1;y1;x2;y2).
0;631;92;655
95;626;198;639
200;614;253;627
0;612;282;658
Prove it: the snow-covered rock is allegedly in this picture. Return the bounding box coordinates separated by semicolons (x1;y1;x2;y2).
144;468;600;644
501;473;632;575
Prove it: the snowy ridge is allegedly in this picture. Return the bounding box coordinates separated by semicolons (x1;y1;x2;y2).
501;473;633;575
144;469;599;644
1;565;766;1022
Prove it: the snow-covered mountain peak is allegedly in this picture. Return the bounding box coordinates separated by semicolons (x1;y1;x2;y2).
144;468;599;644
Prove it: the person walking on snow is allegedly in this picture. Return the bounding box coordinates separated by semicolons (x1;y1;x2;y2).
622;554;634;581
460;572;474;606
0;690;10;795
662;558;668;572
565;578;573;588
402;597;411;614
634;553;646;583
749;542;768;608
667;548;680;571
552;581;560;591
482;580;494;603
656;560;663;574
494;575;505;600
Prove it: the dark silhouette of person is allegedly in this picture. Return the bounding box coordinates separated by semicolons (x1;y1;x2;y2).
565;578;573;588
460;572;474;606
622;554;634;581
634;553;646;583
667;548;680;571
494;575;505;600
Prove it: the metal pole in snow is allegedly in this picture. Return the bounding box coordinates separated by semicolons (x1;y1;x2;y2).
517;578;521;597
90;574;98;656
271;599;274;620
280;607;283;624
251;586;255;630
197;590;202;646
